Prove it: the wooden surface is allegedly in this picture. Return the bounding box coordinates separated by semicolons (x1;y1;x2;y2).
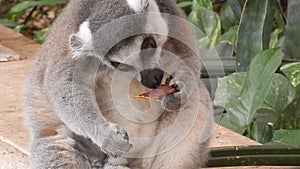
0;25;38;169
0;44;20;61
0;25;293;169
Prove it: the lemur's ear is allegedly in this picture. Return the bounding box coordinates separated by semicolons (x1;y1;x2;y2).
126;0;149;13
69;21;93;58
69;34;85;54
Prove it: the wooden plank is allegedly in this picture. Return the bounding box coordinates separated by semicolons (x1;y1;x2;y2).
0;44;20;61
0;25;38;60
211;125;260;148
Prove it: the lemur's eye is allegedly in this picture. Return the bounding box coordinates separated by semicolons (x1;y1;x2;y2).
111;61;120;68
141;37;157;50
110;61;133;72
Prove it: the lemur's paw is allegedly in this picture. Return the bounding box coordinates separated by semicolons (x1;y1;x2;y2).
100;123;132;157
166;76;188;104
166;76;183;92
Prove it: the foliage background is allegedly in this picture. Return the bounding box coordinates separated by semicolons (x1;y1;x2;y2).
185;0;300;146
0;0;299;146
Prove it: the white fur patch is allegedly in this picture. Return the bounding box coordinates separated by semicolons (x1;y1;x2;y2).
77;21;92;43
127;0;149;13
70;20;94;59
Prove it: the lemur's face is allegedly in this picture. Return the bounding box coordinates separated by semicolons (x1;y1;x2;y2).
69;0;169;89
104;0;169;89
106;33;168;89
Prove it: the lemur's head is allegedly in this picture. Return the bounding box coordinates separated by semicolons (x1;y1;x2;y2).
69;0;170;89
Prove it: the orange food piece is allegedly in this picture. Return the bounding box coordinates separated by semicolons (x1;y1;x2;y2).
135;84;176;99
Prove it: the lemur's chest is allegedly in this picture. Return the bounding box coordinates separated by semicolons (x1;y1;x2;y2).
95;72;164;135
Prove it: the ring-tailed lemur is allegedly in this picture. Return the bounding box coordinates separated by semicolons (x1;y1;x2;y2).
23;0;214;168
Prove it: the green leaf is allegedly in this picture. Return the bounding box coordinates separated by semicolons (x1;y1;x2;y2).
214;72;248;132
264;74;296;112
197;37;211;49
217;48;283;133
177;1;193;8
274;85;300;130
194;0;212;10
220;1;239;30
189;7;221;48
0;19;18;28
274;8;285;30
269;28;283;49
276;36;285;49
236;0;276;71
284;0;300;61
275;101;300;130
14;24;26;32
236;0;246;7
227;0;242;20
218;25;238;47
268;130;300;146
9;0;68;14
214;73;293;113
251;74;295;143
251;117;274;144
238;48;283;120
280;62;300;87
33;29;49;44
214;72;246;108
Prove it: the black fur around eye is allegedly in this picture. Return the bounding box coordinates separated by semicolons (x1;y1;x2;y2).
111;61;120;68
141;37;157;50
110;61;134;72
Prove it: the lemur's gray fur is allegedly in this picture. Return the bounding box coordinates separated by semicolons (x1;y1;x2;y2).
23;0;214;168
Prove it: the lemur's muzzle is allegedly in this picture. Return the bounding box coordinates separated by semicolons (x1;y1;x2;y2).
140;68;164;89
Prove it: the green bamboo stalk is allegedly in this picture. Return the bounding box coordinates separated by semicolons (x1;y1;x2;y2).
207;145;300;167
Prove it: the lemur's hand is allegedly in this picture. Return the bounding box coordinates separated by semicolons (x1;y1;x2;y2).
166;76;188;104
97;122;132;157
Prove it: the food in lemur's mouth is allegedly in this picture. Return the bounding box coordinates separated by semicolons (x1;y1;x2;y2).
135;84;177;99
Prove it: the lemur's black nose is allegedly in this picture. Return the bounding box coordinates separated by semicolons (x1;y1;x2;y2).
140;68;164;89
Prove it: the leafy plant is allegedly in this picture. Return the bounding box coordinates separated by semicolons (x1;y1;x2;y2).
189;0;221;48
182;0;300;146
284;0;300;61
0;0;68;43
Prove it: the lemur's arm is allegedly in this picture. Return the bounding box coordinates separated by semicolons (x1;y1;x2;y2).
43;31;131;157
